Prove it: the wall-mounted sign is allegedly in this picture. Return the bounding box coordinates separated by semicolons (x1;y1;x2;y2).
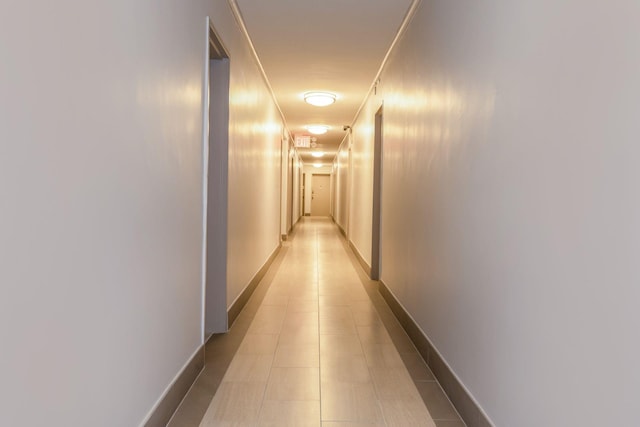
294;134;311;148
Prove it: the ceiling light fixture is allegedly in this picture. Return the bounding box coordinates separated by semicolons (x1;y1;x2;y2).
304;92;336;107
306;125;329;135
311;151;325;158
313;163;323;168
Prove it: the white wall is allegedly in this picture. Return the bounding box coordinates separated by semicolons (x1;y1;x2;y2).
349;114;375;265
219;10;283;309
347;0;640;426
333;137;351;232
0;1;284;426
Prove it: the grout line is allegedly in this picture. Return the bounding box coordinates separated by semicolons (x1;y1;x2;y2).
315;220;323;424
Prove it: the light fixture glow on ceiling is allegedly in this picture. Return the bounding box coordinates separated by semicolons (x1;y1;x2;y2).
304;92;336;107
311;151;325;158
313;163;323;168
306;125;329;135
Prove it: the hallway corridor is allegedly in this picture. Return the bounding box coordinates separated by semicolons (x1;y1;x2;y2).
171;218;464;426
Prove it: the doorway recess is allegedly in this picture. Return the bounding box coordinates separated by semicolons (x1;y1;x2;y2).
203;18;230;337
371;106;383;280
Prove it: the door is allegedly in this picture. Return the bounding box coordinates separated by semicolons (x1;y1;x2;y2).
311;174;331;216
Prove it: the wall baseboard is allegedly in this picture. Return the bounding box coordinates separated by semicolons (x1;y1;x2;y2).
143;345;205;427
378;280;493;427
227;244;282;327
331;216;347;238
349;240;371;277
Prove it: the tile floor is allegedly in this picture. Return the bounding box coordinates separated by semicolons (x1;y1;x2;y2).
169;218;465;427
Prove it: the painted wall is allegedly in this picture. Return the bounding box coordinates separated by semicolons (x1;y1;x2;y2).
349;112;375;265
0;1;283;426
348;0;640;426
333;137;351;232
222;13;283;308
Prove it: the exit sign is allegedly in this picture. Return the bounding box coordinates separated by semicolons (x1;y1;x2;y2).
294;134;311;148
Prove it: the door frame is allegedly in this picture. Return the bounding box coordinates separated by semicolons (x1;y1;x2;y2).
201;17;230;339
371;105;383;280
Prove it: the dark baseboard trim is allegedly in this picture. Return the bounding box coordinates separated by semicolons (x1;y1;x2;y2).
349;240;371;277
144;345;205;427
331;217;347;238
227;244;282;327
288;220;299;240
378;280;493;427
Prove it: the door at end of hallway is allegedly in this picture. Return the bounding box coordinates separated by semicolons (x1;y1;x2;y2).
311;174;331;216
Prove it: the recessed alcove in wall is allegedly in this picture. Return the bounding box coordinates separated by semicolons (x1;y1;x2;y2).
203;18;230;336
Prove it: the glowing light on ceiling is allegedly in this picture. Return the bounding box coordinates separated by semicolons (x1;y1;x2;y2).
304;92;336;107
313;163;323;168
306;125;329;135
311;151;325;158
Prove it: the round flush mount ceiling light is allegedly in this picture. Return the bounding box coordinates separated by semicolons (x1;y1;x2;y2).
311;151;325;158
304;92;336;107
306;125;329;135
313;163;323;168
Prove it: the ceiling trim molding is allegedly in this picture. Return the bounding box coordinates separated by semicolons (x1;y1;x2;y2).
349;0;423;127
227;0;293;142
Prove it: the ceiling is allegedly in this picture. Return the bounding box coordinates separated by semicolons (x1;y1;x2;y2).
234;0;414;165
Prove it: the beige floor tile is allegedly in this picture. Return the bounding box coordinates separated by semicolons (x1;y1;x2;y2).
321;354;371;383
284;311;319;324
278;272;317;282
237;334;279;355
321;276;361;285
320;306;352;318
322;423;386;427
258;400;321;426
265;283;291;294
361;343;406;368
320;334;364;357
261;294;289;306
351;308;383;326
356;325;393;345
319;283;348;295
346;289;370;301
248;309;286;334
320;294;352;306
279;328;321;345
273;342;320;367
280;322;319;337
223;354;273;382
369;366;421;401
264;367;320;401
199;381;266;425
379;398;436;427
287;300;319;313
320;381;384;423
288;288;320;299
320;315;358;335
